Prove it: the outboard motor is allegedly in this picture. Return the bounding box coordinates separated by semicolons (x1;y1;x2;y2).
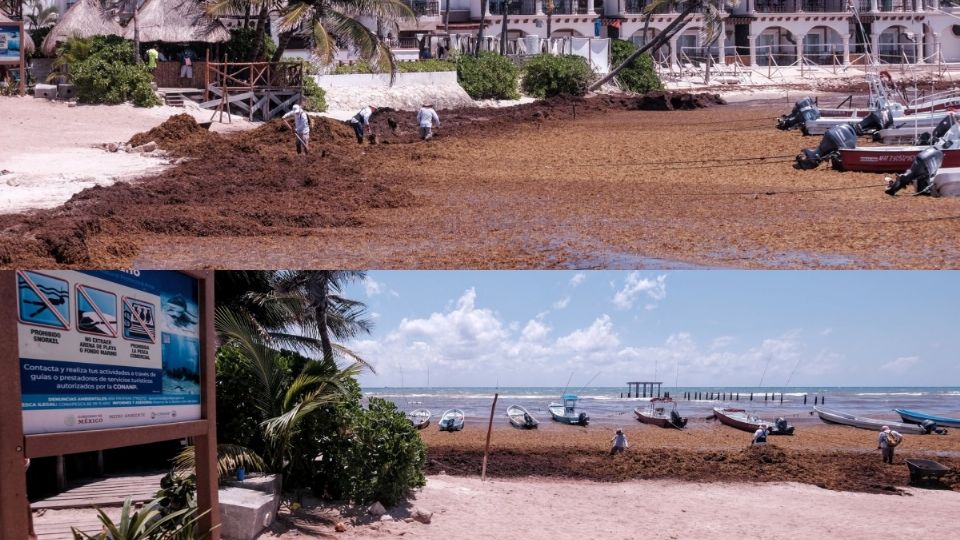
796;124;858;169
855;104;896;135
885;146;944;196
920;419;938;434
918;113;957;146
778;97;816;130
775;417;789;433
577;412;589;426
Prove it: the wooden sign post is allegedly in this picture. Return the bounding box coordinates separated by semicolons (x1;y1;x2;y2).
0;271;220;538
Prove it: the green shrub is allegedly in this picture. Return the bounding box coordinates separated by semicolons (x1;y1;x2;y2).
53;36;159;107
609;39;663;94
224;27;276;61
457;52;519;100
332;59;456;74
312;398;426;506
521;54;593;98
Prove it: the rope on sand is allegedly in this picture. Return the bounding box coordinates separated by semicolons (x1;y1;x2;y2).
685;182;887;197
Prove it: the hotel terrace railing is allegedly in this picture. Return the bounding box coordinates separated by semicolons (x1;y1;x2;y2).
551;0;603;14
402;0;440;16
623;0;693;14
490;0;538;15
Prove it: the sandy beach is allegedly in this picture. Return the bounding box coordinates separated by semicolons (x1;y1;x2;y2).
4;89;960;268
251;421;960;538
0;97;251;214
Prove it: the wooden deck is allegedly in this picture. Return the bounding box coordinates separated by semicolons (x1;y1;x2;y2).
32;472;165;539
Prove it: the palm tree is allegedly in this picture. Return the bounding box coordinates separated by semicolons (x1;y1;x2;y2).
587;0;728;91
270;271;373;366
25;0;58;29
212;306;364;474
271;0;414;71
544;0;553;39
498;0;508;55
205;0;286;61
475;0;488;55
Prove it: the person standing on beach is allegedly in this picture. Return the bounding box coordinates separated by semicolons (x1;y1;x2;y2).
878;426;902;464
282;104;310;155
752;424;768;446
145;46;159;71
349;105;376;144
417;103;441;141
610;429;628;455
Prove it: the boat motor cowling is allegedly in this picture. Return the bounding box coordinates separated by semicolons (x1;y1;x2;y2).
775;417;789;433
855;105;895;135
796;124;858;169
778;97;817;130
885;146;944;196
578;412;589;426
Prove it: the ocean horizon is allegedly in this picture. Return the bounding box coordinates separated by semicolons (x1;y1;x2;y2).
363;386;960;424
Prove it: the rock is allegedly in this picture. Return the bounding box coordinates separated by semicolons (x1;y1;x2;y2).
135;141;158;153
107;143;119;153
334;522;348;532
412;509;433;524
368;502;386;516
380;514;394;522
404;518;415;523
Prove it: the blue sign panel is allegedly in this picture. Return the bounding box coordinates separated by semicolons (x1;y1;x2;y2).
17;271;202;435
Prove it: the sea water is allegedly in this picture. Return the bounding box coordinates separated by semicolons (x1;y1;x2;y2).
363;386;960;426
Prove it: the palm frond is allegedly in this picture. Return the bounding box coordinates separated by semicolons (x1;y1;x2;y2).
174;444;267;479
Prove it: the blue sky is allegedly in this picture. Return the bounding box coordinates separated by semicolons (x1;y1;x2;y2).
343;272;960;388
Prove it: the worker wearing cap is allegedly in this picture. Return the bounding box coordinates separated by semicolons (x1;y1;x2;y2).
282;104;310;155
878;426;901;464
349;105;377;144
416;103;441;141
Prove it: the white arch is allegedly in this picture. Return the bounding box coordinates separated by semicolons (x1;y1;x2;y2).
803;25;845;65
754;25;799;67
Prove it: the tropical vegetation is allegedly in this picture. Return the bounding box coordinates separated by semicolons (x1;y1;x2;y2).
457;52;519;100
522;54;593;98
608;39;663;94
50;36;159;107
177;271;426;506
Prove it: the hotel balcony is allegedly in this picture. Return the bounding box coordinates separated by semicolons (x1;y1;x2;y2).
623;0;693;14
403;0;441;16
550;0;603;15
489;0;539;15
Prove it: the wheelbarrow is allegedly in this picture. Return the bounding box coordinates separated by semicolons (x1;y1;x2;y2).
905;459;956;484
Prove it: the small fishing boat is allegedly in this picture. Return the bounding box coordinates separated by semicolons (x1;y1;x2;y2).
713;407;794;435
894;408;960;428
438;409;465;432
634;397;687;429
548;394;589;426
506;405;539;429
407;408;431;430
814;407;928;434
835;146;960;173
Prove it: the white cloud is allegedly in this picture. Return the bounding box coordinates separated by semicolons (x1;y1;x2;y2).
552;296;571;310
521;319;550;342
711;336;735;349
363;278;384;297
880;356;920;374
569;273;586;287
820;328;833;336
556;315;620;354
613;273;667;310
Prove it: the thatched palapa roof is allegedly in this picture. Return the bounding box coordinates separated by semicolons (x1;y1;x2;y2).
22;30;34;56
123;0;229;44
41;0;124;56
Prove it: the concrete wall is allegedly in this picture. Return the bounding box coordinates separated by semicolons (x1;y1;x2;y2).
316;70;459;89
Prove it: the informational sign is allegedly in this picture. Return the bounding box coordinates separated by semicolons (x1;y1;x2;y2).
0;24;22;64
17;271;201;435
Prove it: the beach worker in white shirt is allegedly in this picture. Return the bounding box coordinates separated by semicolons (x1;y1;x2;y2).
610;429;628;456
349;105;377;144
282;104;310;155
417;103;441;140
878;426;902;464
752;424;768;446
